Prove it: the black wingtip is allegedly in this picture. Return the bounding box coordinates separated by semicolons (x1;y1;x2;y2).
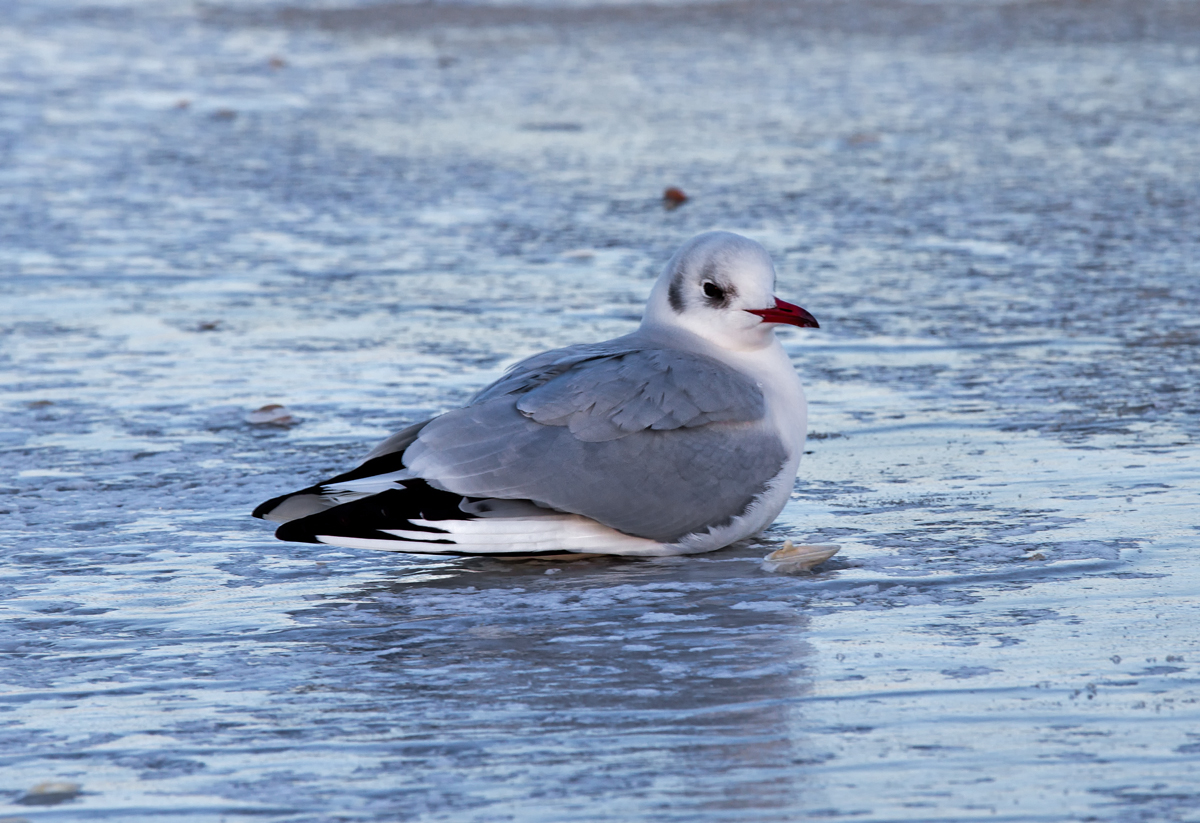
254;441;423;522
268;485;468;547
252;495;286;520
274;518;326;544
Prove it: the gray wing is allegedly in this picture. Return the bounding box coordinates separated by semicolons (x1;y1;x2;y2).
404;347;787;543
515;348;768;442
363;419;431;460
469;337;643;404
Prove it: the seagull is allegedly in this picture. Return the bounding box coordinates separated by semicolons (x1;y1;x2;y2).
253;231;819;557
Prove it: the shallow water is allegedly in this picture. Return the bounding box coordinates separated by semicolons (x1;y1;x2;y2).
3;0;1200;820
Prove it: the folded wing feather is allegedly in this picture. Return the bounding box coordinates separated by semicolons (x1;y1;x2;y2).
260;341;789;545
404;345;787;542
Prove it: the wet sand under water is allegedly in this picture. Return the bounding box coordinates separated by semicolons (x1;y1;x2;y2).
1;0;1199;819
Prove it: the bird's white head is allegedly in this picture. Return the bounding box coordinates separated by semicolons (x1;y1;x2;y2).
642;231;818;352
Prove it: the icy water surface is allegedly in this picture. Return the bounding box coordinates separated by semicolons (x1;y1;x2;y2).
3;0;1200;819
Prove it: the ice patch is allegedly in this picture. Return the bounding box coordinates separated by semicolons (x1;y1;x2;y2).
636;612;703;623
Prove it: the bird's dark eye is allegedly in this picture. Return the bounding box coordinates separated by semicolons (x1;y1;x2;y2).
702;282;725;300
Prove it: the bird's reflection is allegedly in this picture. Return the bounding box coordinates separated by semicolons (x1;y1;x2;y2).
291;546;823;817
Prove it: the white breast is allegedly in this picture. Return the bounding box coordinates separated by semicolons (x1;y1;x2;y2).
661;337;807;554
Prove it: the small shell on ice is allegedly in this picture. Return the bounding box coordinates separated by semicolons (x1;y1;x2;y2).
761;540;840;574
18;781;82;806
247;404;296;426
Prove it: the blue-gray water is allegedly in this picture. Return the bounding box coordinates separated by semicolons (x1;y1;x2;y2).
2;0;1199;820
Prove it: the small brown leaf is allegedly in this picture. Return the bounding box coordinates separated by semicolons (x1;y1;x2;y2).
247;404;296;426
846;132;879;146
662;187;688;210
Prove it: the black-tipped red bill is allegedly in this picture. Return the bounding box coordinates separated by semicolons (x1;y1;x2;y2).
746;298;819;328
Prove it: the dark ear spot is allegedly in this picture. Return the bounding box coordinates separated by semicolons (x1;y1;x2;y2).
667;271;686;313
